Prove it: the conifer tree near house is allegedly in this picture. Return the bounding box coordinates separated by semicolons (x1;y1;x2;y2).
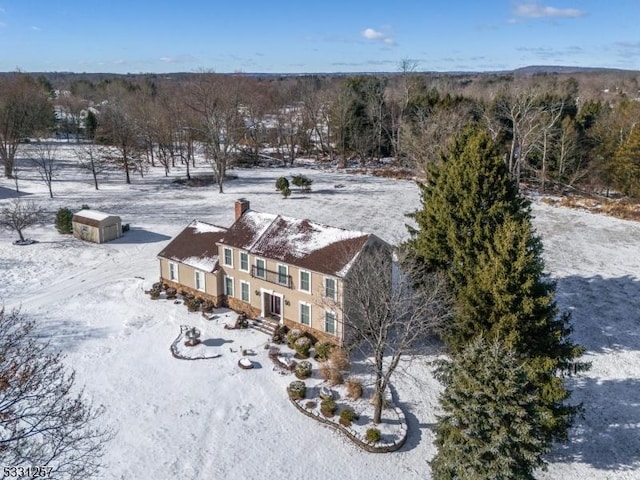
407;125;587;445
431;337;549;480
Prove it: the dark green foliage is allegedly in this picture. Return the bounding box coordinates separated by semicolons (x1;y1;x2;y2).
314;341;333;360
275;176;289;192
294;360;312;379
365;428;381;443
291;174;313;191
431;337;549;480
287;380;306;400
407;125;587;443
55;207;73;234
85;110;98;139
282;185;291;199
339;408;358;427
611;124;640;198
320;398;337;417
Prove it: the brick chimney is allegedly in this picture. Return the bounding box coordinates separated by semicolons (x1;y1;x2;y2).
235;198;250;221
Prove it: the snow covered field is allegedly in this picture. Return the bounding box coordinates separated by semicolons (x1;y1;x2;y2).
1;144;639;479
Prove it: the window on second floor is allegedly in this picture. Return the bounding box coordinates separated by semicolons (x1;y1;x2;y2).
239;252;249;272
277;264;289;286
255;258;266;279
324;277;337;301
299;270;311;293
223;247;233;267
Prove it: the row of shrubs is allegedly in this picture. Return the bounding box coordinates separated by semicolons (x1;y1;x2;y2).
287;381;381;443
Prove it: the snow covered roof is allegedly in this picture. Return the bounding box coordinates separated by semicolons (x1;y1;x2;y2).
218;210;375;277
72;209;121;227
157;220;227;273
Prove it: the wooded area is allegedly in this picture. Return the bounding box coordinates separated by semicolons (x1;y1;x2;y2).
0;68;639;197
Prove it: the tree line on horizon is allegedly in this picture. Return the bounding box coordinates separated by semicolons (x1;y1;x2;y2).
0;67;639;197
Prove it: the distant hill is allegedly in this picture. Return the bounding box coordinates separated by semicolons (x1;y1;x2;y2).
512;65;639;75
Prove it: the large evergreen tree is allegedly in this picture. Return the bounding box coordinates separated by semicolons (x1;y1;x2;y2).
407;125;587;443
431;337;549;480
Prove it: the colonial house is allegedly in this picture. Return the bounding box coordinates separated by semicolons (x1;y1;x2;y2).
157;199;390;345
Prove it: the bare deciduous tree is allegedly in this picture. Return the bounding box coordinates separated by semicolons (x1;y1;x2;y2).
0;199;44;243
336;245;451;424
74;142;110;190
0;308;112;479
29;140;59;198
0;74;53;178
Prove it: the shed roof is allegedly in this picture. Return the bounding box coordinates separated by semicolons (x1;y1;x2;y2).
157;220;227;273
72;209;121;227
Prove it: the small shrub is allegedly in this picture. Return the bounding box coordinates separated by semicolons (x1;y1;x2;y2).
320;398;337;417
294;336;312;358
55;207;73;234
275;176;289;192
365;428;381;443
200;300;215;313
314;341;333;361
294;360;312;379
346;377;363;400
165;288;177;299
329;347;350;372
320;363;344;386
291;174;313;191
287;380;307;400
272;325;289;344
305;401;317;409
282;185;291;199
286;328;303;347
339;408;358;427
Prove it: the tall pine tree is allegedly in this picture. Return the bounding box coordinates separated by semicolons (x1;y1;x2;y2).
431;337;549;480
407;125;587;443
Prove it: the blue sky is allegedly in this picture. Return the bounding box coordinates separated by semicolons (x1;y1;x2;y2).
0;1;638;73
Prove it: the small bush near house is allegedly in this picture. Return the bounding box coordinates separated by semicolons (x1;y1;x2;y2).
286;329;303;347
339;408;358;427
165;288;177;300
314;341;333;361
272;325;289;344
305;401;317;409
200;301;215;313
320;363;344;386
365;428;381;443
294;336;312;358
345;377;363;400
320;398;337;417
287;380;307;400
329;347;350;372
55;207;73;234
294;360;312;379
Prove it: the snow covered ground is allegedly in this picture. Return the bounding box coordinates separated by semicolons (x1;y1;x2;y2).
0;144;639;479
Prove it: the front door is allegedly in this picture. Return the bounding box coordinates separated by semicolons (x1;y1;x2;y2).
271;294;282;318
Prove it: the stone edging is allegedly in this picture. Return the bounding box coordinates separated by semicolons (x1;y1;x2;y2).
170;333;222;360
289;398;408;453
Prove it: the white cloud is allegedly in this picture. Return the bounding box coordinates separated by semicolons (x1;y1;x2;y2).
30;25;41;31
514;3;586;18
361;27;395;45
159;54;199;64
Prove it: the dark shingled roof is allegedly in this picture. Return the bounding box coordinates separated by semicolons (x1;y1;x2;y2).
157;220;227;273
218;211;374;277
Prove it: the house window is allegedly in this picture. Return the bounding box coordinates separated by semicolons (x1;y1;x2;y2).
223;247;233;267
240;280;250;302
255;258;266;279
299;302;311;326
324;311;336;335
324;277;337;300
277;264;289;286
169;262;178;281
195;270;205;291
299;270;311;293
224;275;234;297
240;252;249;272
